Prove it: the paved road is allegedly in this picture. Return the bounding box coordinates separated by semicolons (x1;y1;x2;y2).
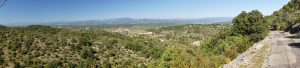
267;31;300;68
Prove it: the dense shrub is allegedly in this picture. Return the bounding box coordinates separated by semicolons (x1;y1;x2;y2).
45;61;63;68
233;10;269;42
0;25;172;67
0;23;262;68
198;10;269;67
270;0;300;33
80;47;96;59
79;33;93;46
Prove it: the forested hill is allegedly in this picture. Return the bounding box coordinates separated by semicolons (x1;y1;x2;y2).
0;7;272;68
0;24;230;67
271;0;300;33
0;20;269;67
0;25;168;67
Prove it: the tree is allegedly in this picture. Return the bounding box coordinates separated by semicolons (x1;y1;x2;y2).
233;10;269;42
80;47;95;59
232;11;249;35
233;10;264;35
45;61;62;68
79;33;93;46
270;0;300;32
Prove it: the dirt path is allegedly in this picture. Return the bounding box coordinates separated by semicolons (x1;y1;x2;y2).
266;31;300;68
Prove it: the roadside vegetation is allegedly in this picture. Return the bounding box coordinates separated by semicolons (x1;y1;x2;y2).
270;0;300;34
197;10;270;67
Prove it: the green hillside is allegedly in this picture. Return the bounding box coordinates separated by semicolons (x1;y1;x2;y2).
270;0;300;33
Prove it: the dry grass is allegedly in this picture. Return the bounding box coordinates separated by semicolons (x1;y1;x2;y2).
251;44;270;68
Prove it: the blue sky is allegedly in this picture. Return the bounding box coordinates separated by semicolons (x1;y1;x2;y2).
0;0;290;24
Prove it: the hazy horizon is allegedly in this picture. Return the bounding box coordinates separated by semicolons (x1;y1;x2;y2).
0;0;290;24
2;17;233;26
9;17;234;23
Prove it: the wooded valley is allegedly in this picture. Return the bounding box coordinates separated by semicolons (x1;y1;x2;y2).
2;0;300;68
0;10;270;68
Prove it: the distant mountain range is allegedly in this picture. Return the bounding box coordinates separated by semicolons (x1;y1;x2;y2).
43;17;233;26
3;17;233;26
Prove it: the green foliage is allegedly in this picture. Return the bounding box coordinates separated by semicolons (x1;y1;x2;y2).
9;40;22;51
13;62;21;68
145;24;230;67
196;10;270;67
0;25;171;67
221;36;251;59
0;23;264;68
151;46;192;68
233;10;269;42
45;61;63;68
270;0;300;33
233;10;264;35
80;47;95;59
79;33;93;46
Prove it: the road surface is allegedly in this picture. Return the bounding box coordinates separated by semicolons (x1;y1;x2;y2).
267;31;300;68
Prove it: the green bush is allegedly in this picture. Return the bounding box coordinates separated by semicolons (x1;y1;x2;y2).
79;33;93;46
80;48;95;59
199;10;269;67
45;61;62;68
